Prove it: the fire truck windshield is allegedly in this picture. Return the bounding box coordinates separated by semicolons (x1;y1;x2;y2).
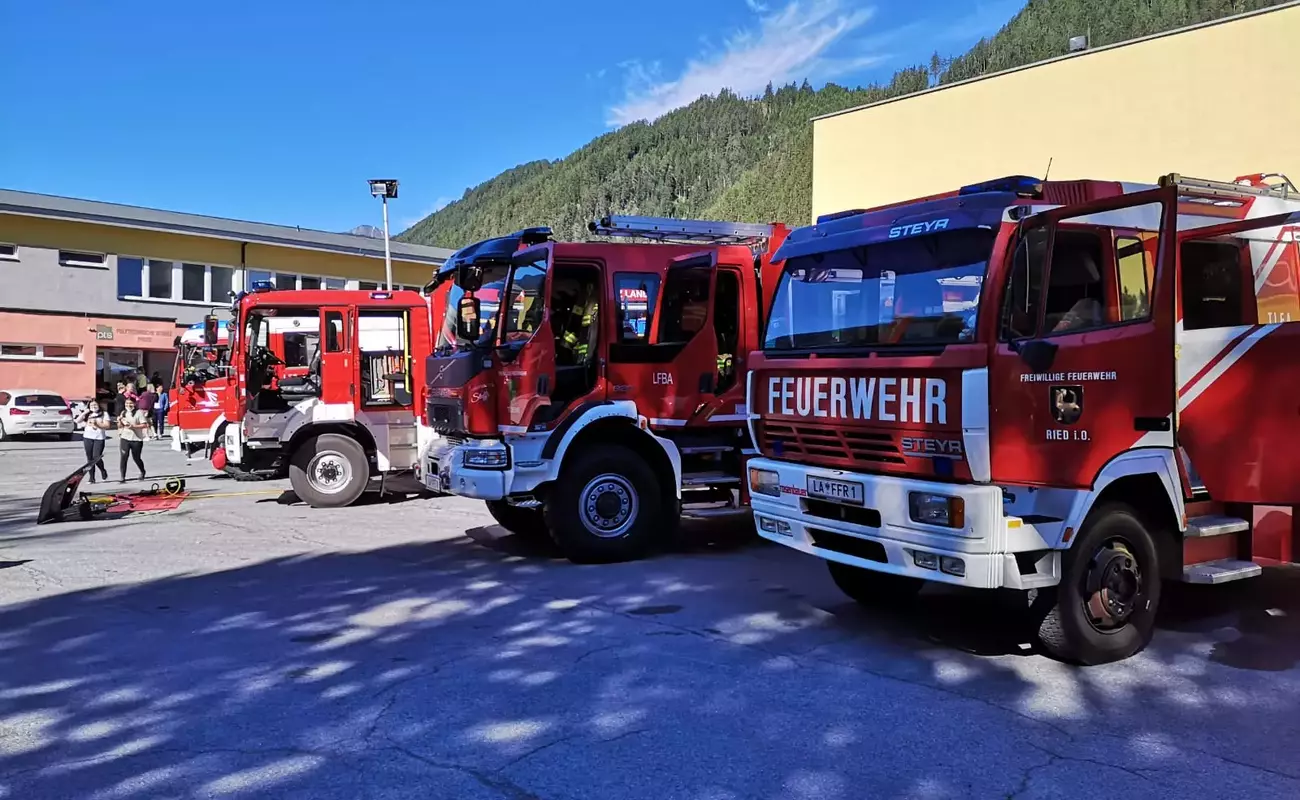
764;227;993;350
438;266;507;352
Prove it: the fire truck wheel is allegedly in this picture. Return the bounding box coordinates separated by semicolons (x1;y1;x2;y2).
545;445;662;563
289;433;369;508
485;500;548;541
1035;503;1160;666
827;559;923;605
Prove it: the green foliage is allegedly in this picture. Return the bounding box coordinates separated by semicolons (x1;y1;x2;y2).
399;0;1286;249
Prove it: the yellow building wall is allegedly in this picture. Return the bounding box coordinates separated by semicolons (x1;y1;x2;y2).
812;5;1300;219
0;215;437;287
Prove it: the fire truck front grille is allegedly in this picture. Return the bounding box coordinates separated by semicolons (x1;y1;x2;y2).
758;422;905;469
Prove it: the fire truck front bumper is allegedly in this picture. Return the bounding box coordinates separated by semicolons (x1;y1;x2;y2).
747;458;1056;591
421;438;510;500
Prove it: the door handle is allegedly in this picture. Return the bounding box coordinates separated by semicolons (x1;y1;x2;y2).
1133;416;1170;432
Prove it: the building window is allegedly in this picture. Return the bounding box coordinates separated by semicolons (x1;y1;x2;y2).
181;263;206;301
358;281;379;291
324;277;346;290
300;276;321;290
118;257;144;297
211;266;234;300
42;344;82;359
0;243;17;261
119;257;240;305
0;343;83;361
274;272;297;290
148;259;174;299
59;250;107;269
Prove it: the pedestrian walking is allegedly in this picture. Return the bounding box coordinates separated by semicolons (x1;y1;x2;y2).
154;384;170;438
136;384;157;440
116;397;150;482
115;381;137;416
76;399;112;483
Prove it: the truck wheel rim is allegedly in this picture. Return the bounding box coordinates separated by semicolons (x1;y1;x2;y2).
308;450;351;495
579;473;637;538
1082;539;1142;632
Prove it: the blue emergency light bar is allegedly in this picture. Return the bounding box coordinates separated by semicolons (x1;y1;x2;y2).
958;176;1043;197
250;280;274;292
370;291;392;300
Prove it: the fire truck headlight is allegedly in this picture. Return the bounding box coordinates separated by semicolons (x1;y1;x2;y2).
748;467;780;498
908;492;965;528
463;448;508;470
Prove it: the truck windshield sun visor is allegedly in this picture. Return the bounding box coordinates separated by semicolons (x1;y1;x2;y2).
763;226;995;351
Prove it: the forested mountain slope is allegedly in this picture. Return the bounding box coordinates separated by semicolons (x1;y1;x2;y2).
399;0;1285;248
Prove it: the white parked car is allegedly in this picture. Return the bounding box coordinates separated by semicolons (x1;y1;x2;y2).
0;389;75;441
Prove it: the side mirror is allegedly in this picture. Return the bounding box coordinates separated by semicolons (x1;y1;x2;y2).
202;315;220;346
1015;339;1059;373
456;296;481;341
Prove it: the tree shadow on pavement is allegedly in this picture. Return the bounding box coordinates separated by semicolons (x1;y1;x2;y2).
1;533;1299;800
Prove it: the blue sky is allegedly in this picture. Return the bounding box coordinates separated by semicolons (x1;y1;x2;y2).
0;0;1023;236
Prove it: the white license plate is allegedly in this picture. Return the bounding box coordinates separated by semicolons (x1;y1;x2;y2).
807;475;864;505
35;422;56;428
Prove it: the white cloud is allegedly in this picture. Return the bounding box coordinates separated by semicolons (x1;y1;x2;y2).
607;0;883;126
744;0;769;12
399;195;453;231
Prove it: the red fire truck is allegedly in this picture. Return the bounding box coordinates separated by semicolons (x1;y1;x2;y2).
420;216;789;563
168;319;233;460
169;314;359;476
215;283;442;505
745;172;1300;664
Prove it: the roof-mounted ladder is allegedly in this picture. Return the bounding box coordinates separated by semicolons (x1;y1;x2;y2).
588;215;774;246
1161;173;1298;202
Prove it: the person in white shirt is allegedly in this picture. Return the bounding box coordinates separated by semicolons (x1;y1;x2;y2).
116;397;150;482
77;399;112;483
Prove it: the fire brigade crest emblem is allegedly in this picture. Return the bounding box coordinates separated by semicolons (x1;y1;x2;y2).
1051;385;1084;426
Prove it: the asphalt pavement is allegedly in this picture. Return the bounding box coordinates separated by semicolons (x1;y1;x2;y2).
1;435;1299;799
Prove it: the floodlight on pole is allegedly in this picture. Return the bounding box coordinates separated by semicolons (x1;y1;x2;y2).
368;179;399;289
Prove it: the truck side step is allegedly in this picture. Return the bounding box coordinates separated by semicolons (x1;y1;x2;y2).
1182;559;1262;584
679;445;733;455
1185;515;1251;538
681;471;741;487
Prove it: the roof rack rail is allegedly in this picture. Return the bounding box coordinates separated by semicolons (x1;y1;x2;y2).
1161;173;1297;202
588;215;773;246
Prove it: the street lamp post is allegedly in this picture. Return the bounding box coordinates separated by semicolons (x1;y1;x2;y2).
368;179;399;290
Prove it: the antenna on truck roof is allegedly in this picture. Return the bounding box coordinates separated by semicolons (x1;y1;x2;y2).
588;215;773;246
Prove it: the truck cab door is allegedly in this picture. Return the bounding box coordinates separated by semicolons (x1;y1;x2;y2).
317;307;354;407
989;187;1178;489
1175;210;1300;502
497;244;557;432
644;251;720;425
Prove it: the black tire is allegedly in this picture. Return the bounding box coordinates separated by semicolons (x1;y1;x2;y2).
288;433;369;508
0;421;6;441
1034;502;1161;665
827;559;924;605
486;500;549;541
544;444;664;563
